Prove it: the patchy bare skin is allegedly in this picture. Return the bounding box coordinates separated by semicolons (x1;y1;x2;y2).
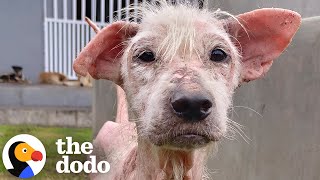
74;2;301;180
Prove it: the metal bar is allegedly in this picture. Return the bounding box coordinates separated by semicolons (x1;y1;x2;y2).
58;22;63;73
53;0;58;72
63;0;67;75
54;22;58;72
91;0;96;22
72;0;77;77
63;23;67;75
109;0;114;22
68;23;72;77
100;0;105;23
44;21;49;72
49;22;53;72
63;0;67;19
117;0;122;20
76;23;80;68
44;0;48;72
53;0;58;18
81;0;86;20
80;0;86;70
72;23;76;77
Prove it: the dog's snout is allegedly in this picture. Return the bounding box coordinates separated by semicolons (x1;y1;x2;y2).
171;91;213;122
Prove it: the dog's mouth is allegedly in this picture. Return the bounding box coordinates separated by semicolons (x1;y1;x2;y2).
169;133;211;149
147;108;224;149
150;130;221;149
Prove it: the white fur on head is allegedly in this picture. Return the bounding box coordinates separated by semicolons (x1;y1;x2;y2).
120;1;241;147
128;1;240;62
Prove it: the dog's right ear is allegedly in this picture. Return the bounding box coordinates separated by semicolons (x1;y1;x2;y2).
73;21;139;85
226;9;301;82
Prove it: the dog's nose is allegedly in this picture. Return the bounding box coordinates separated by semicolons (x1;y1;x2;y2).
171;92;213;122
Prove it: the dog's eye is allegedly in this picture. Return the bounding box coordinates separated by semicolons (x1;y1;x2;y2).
138;51;155;62
210;49;228;62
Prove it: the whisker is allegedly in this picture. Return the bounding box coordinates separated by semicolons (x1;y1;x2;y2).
226;118;251;144
233;105;263;117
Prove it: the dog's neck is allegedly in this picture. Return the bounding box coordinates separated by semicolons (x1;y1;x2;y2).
122;139;208;180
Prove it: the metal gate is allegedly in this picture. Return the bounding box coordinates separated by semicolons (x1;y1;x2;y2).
43;0;138;79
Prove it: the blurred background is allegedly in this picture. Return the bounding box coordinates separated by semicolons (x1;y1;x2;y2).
0;0;319;179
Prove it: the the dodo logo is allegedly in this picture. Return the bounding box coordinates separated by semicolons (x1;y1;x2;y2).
2;134;46;179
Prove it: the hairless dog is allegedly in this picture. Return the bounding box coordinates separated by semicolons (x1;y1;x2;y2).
74;2;301;179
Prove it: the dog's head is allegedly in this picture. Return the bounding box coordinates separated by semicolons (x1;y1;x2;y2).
74;3;300;150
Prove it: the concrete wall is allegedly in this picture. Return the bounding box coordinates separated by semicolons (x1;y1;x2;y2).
92;80;117;137
0;108;92;128
0;84;91;108
0;0;44;83
208;17;320;180
0;84;92;128
209;0;320;17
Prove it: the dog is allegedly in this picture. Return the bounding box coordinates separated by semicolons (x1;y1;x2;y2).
0;66;29;84
78;73;93;87
39;72;92;87
39;72;67;85
73;2;301;179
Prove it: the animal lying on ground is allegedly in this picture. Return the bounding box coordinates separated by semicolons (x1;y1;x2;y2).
39;72;67;85
0;66;29;84
73;2;301;179
39;72;92;87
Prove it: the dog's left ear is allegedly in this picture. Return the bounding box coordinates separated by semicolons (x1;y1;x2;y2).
227;8;301;82
73;21;138;85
